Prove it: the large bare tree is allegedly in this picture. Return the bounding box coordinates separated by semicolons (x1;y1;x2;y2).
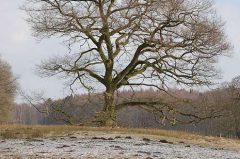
23;0;230;126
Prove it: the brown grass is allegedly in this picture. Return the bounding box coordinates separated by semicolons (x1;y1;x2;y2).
0;124;197;139
0;124;240;150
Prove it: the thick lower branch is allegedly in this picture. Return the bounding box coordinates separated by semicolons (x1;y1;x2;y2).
116;100;224;125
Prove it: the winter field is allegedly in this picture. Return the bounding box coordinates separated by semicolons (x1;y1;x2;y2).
0;125;240;159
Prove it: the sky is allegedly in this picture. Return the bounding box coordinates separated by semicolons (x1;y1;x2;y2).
0;0;240;102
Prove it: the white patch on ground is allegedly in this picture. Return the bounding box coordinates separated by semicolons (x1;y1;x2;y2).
0;133;239;159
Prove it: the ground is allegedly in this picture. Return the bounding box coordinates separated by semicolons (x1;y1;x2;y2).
0;125;240;159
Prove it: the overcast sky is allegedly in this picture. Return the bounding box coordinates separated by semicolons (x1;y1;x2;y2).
1;0;240;102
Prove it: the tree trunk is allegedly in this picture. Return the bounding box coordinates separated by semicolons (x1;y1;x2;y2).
102;90;116;127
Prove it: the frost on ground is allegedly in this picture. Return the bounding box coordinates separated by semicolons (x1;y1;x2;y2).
0;132;239;159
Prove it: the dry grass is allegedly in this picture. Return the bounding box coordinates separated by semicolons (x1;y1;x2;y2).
0;124;240;150
0;124;197;139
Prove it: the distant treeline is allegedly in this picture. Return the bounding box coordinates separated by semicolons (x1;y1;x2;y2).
12;78;240;138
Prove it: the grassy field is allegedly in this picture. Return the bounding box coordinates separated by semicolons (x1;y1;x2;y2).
0;124;240;150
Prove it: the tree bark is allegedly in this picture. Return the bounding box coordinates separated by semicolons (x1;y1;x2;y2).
102;90;116;127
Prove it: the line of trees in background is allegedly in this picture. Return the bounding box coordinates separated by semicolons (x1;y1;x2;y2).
13;76;240;138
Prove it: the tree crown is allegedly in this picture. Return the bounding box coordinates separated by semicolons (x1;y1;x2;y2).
24;0;230;93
